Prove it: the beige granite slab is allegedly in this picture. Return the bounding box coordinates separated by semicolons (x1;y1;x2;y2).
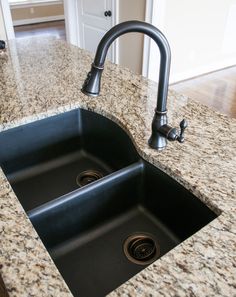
0;37;235;297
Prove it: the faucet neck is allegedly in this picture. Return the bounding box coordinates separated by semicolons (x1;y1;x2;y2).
93;21;171;112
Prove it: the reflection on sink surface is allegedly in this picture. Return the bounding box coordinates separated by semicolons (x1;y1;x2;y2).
0;108;217;297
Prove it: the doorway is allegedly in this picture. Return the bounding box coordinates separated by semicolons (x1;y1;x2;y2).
64;0;118;63
8;0;66;41
1;0;118;63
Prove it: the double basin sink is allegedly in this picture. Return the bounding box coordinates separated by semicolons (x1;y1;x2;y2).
0;109;217;297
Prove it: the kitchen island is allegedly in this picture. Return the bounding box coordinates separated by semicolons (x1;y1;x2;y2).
0;37;235;297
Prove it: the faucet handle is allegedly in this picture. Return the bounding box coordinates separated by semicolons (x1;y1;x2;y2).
177;119;188;143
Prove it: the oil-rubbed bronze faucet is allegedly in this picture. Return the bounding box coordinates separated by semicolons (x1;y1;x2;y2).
81;21;187;150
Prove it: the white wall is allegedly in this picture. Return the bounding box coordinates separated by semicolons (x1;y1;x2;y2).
0;5;6;40
147;0;236;83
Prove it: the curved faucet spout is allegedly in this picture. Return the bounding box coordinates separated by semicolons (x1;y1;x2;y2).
82;21;187;150
82;20;171;112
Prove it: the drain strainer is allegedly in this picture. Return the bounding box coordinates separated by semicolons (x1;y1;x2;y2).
76;170;103;187
123;233;160;265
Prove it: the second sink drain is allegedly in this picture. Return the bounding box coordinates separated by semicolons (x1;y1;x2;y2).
123;233;160;265
76;170;104;187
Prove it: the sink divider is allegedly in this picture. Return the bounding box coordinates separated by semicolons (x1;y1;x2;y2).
28;160;144;219
27;160;144;248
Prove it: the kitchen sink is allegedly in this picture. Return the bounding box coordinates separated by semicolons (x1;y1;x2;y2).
0;108;217;297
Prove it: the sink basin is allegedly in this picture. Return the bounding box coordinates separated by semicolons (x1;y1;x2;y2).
0;108;217;297
0;109;138;210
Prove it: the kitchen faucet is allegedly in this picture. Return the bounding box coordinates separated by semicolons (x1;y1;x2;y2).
82;21;187;150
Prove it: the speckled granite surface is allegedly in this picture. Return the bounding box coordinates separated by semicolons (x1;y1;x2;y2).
0;37;235;297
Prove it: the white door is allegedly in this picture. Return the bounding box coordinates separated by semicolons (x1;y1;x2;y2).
77;0;116;61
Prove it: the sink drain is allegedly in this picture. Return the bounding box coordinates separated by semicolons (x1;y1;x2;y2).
123;233;160;265
76;170;103;187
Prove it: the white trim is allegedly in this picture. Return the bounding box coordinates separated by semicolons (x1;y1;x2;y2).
13;15;65;26
1;0;15;39
111;0;119;64
142;0;153;77
63;0;79;46
0;5;7;40
142;0;166;80
10;1;63;9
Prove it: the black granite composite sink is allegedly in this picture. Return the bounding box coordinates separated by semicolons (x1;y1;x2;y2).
0;108;217;297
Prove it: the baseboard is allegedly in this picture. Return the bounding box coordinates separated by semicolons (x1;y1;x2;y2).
10;1;63;9
13;15;65;26
170;59;236;84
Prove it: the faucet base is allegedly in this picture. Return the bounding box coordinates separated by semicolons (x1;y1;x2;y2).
148;134;167;150
81;89;99;97
148;110;168;150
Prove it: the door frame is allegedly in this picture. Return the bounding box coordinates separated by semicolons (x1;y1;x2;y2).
64;0;119;64
1;0;15;40
111;0;119;64
142;0;166;80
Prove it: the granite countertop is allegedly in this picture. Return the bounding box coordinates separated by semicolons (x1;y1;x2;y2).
0;38;235;297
